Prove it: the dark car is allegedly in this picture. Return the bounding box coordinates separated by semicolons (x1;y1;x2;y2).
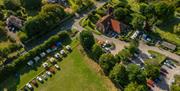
160;68;168;74
31;80;38;87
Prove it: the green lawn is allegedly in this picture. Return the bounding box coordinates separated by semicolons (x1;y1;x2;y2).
34;48;108;91
155;28;180;46
0;40;110;91
147;50;166;65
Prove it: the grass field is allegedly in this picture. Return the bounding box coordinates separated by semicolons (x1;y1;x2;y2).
34;48;109;91
147;50;166;65
0;39;114;91
155;28;180;46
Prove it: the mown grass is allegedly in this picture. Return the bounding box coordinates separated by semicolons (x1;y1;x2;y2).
155;28;180;46
147;50;166;65
34;48;108;91
0;39;109;91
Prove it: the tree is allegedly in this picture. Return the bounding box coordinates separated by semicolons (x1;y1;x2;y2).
173;24;180;34
174;0;180;8
144;60;160;80
131;14;146;30
109;64;128;86
139;3;148;16
99;53;117;74
91;44;103;60
80;30;95;50
127;64;146;84
3;0;20;10
0;10;4;20
154;2;175;21
113;8;127;21
134;0;145;3
117;49;131;62
20;0;42;10
124;82;147;91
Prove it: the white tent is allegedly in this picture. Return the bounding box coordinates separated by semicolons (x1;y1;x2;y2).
40;52;46;58
34;56;40;62
27;60;34;66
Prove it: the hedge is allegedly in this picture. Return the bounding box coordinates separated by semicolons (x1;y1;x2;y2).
0;31;70;81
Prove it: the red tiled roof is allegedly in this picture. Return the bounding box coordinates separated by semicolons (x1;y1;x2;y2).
110;19;121;33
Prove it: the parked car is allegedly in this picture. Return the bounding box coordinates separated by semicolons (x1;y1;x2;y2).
164;62;173;69
36;76;43;83
42;62;49;69
154;77;161;83
160;71;167;77
31;80;38;87
54;64;60;70
165;60;175;67
49;67;56;74
54;53;61;59
60;50;66;56
46;71;52;76
49;57;57;64
42;74;48;80
160;68;168;74
65;45;72;52
23;86;29;91
26;83;33;89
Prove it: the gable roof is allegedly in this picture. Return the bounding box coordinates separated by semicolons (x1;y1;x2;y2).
96;14;112;25
110;19;121;33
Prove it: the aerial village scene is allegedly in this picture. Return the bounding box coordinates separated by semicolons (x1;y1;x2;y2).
0;0;180;91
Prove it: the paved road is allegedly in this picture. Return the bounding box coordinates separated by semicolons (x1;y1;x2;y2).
94;35;180;62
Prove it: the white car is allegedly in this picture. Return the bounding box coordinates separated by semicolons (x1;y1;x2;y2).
65;45;72;51
54;64;60;69
36;76;43;82
42;62;49;68
26;83;33;89
46;71;52;76
164;62;172;69
54;53;61;59
42;74;48;80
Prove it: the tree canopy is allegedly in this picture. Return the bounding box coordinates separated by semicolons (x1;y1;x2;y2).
144;60;160;80
91;44;103;60
22;4;67;39
3;0;20;11
20;0;42;10
99;53;117;74
131;14;146;30
80;30;95;50
127;64;146;84
109;64;128;86
124;82;147;91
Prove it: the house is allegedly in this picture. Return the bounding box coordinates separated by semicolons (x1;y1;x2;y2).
96;14;128;34
6;15;22;29
161;41;176;51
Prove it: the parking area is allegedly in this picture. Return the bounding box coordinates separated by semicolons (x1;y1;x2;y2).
151;63;180;91
21;45;73;91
